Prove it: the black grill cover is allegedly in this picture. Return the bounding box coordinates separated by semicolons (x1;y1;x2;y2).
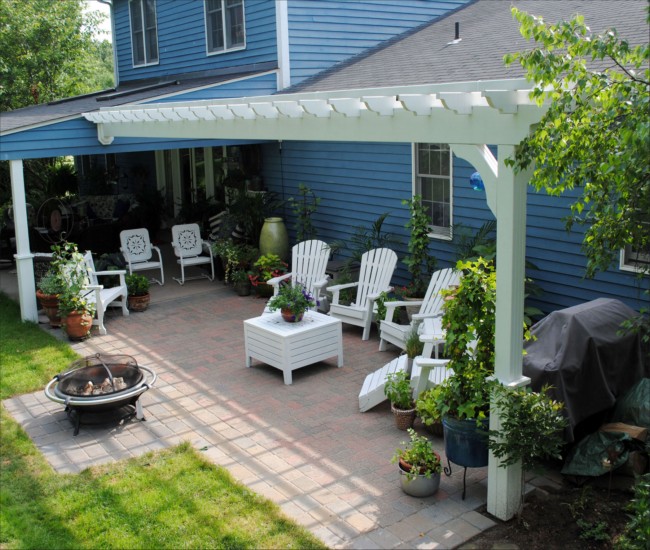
522;298;648;442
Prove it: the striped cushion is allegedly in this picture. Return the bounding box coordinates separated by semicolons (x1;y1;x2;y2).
208;211;227;241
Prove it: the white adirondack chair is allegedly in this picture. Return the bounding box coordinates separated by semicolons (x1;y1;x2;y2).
378;267;460;354
82;251;129;335
266;239;331;305
328;248;398;340
358;355;408;412
171;223;215;285
410;338;477;400
120;228;164;285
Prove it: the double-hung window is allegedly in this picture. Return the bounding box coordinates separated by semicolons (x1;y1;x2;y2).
205;0;245;54
415;143;453;239
130;0;158;67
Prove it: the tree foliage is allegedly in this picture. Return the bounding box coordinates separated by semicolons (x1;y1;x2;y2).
0;0;113;112
505;7;649;278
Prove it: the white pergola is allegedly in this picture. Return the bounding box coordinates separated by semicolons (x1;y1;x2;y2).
9;77;549;520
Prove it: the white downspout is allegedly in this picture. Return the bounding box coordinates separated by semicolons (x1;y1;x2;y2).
275;0;290;90
9;160;38;322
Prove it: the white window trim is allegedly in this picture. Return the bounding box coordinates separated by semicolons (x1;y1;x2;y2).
129;0;159;68
412;143;453;241
204;0;247;57
619;245;650;274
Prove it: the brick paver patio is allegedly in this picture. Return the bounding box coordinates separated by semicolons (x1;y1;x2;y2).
2;259;499;549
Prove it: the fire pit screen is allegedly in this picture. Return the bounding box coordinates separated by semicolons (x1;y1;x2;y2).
44;353;156;436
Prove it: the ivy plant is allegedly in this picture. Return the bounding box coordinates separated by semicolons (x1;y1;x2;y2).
402;196;437;297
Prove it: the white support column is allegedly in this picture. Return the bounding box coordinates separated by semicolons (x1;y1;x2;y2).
9;160;38;322
487;144;530;520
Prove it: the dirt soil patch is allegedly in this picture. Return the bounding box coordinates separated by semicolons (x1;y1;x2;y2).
464;474;636;549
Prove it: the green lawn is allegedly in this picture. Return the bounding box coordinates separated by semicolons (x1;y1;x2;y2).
0;293;326;549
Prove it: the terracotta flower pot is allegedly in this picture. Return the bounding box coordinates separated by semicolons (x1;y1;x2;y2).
36;289;61;327
128;293;150;312
62;310;93;341
281;308;304;323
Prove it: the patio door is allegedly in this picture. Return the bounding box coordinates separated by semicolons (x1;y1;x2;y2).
155;147;221;219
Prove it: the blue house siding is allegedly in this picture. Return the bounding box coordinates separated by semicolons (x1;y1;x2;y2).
114;0;277;83
0;74;277;161
0;117;263;160
287;0;469;85
261;142;648;315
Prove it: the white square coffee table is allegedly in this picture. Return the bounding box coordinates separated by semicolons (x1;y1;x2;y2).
243;310;343;384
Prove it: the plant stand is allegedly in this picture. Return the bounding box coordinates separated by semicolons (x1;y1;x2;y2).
442;416;489;500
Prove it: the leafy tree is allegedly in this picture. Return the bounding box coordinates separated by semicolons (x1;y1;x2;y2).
0;0;113;111
505;7;649;278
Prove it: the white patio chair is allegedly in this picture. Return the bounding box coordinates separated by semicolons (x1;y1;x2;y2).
171;223;215;285
328;248;397;340
81;251;129;335
410;338;477;400
266;239;331;307
379;267;460;354
120;228;164;285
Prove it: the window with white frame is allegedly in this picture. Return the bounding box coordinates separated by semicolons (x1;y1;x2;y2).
205;0;245;54
415;143;453;239
620;244;650;273
130;0;158;67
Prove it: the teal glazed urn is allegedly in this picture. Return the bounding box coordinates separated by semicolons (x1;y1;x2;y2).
259;217;289;262
442;416;489;468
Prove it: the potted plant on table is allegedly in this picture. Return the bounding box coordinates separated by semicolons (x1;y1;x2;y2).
248;253;288;298
52;242;96;341
36;269;66;327
125;273;150;312
266;283;316;322
392;428;442;497
384;370;416;430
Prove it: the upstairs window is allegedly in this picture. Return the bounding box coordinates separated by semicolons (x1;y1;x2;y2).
205;0;245;54
415;143;453;239
130;0;159;67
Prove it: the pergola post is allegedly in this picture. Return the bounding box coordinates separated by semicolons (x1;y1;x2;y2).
9;160;38;322
487;144;531;520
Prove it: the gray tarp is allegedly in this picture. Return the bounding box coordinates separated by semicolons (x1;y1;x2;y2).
523;298;648;442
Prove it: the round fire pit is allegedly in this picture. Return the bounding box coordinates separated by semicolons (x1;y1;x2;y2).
44;353;156;436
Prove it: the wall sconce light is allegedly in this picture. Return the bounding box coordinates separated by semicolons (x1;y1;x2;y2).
470;171;484;191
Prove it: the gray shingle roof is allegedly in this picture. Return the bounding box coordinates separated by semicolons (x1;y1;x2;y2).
289;0;649;93
0;65;275;134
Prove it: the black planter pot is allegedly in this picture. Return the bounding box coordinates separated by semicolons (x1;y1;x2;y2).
442;416;489;500
442;416;489;468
